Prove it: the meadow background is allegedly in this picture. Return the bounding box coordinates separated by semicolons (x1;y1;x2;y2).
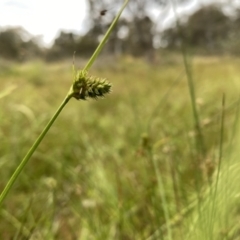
1;53;240;239
1;0;240;239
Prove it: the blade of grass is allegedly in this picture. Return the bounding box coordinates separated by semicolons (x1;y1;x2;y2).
146;70;185;134
0;95;71;207
83;0;129;72
170;0;206;158
169;3;206;233
0;0;129;207
208;94;225;240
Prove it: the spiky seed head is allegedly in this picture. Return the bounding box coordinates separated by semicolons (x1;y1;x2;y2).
72;70;112;100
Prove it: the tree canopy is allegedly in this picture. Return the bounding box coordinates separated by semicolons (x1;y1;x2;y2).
162;4;240;54
1;2;240;61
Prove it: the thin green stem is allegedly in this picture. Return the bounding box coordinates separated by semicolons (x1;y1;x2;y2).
0;0;128;208
181;50;206;157
0;95;71;207
83;0;129;71
209;94;225;239
170;0;206;158
152;156;173;240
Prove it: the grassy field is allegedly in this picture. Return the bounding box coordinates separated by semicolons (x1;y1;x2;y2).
0;54;240;239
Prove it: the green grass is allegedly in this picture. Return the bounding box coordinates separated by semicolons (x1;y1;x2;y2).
0;55;240;239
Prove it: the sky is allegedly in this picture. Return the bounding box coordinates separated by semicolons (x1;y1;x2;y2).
0;0;239;47
0;0;88;46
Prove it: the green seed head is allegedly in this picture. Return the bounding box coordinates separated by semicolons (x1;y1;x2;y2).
72;70;112;100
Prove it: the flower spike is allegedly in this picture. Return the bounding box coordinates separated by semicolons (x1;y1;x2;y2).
72;70;111;100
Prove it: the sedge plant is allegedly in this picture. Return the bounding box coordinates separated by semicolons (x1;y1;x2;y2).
0;0;129;207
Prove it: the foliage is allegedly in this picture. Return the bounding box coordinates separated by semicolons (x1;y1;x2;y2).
1;2;240;60
0;55;240;239
162;4;240;54
45;31;100;61
45;31;77;61
0;27;42;60
0;0;128;207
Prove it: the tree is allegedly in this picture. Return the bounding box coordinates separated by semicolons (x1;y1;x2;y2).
0;27;42;60
223;8;240;55
124;16;154;56
84;0;190;56
0;28;22;59
186;5;230;50
162;4;232;53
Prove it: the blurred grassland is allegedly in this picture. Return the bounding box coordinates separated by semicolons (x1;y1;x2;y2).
0;55;240;239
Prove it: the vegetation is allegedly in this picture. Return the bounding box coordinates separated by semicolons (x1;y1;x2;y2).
0;54;240;239
1;2;240;61
162;4;240;54
1;1;240;239
0;0;127;209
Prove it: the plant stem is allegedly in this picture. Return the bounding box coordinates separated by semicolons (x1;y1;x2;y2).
0;0;129;207
83;0;129;71
0;95;71;207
